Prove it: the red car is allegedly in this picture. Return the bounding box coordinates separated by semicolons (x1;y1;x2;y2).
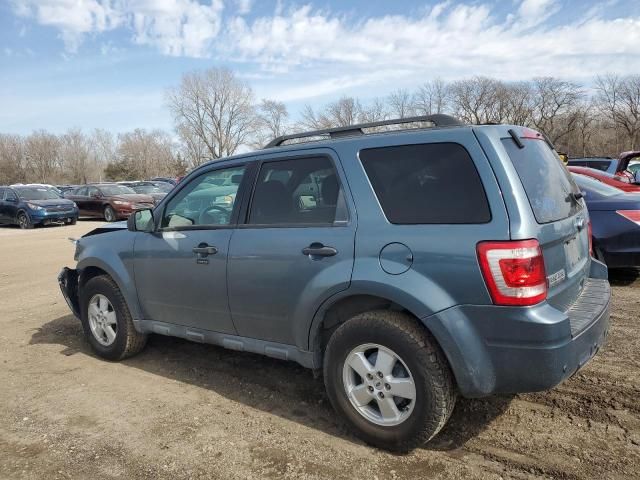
567;166;640;193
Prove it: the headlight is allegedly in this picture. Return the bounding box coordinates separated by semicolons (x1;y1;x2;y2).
27;203;44;211
112;200;130;206
72;202;78;209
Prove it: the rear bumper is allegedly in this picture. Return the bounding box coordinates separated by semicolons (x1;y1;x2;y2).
424;267;611;398
58;267;80;318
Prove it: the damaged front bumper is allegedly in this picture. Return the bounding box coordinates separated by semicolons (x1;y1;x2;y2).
58;267;80;318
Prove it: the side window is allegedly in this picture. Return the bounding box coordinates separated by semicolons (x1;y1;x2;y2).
76;187;88;196
161;166;246;229
5;189;17;201
360;143;491;224
0;188;5;200
248;156;346;226
87;187;99;197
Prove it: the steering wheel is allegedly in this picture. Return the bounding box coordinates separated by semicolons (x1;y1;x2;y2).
198;205;230;225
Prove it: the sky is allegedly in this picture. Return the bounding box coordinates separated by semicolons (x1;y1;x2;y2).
1;0;639;134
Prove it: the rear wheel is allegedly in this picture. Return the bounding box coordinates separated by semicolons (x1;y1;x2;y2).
17;212;33;229
103;206;116;222
324;310;456;451
79;275;147;360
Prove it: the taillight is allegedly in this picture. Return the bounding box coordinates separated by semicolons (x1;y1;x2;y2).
588;221;593;256
617;210;640;226
477;239;547;306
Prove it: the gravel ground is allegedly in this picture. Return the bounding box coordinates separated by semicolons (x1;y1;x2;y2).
1;221;639;479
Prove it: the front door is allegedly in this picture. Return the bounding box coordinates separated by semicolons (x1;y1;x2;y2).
68;187;90;216
3;189;19;224
227;151;356;346
133;164;248;333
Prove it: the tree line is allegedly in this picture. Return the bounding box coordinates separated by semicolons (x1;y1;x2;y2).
1;69;639;185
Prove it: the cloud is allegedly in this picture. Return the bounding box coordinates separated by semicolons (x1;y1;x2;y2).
10;0;224;56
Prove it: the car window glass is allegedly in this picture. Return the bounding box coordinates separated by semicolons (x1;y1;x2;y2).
75;187;87;196
0;188;5;200
87;187;99;197
6;190;17;201
360;143;491;224
248;157;345;225
162;166;246;228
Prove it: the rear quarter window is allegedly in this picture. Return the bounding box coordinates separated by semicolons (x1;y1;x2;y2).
502;138;582;224
359;143;491;224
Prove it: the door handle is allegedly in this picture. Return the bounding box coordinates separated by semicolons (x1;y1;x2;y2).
302;243;338;257
193;244;218;256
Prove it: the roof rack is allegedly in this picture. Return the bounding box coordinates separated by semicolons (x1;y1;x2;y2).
264;114;464;148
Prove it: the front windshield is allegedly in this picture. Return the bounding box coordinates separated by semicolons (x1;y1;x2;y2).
572;173;622;197
99;185;136;195
15;187;61;200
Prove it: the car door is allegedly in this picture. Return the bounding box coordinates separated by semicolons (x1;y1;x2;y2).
0;188;6;223
227;150;356;346
86;186;103;217
3;189;20;224
133;163;249;333
70;187;90;215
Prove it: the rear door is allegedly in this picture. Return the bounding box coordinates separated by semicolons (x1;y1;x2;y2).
227;149;356;346
69;187;90;215
501;136;589;310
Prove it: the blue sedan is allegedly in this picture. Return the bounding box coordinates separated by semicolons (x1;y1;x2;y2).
573;173;640;268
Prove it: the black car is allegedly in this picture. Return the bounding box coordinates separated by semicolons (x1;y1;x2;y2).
0;185;79;229
573;173;640;267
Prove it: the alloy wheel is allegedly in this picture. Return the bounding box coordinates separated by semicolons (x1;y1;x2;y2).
342;343;417;426
88;294;117;346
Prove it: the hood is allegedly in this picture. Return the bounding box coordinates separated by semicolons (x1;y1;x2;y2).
110;194;155;203
25;198;75;208
82;221;128;238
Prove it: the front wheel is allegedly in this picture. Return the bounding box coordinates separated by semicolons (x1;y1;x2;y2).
103;205;116;222
79;275;147;360
324;311;456;451
17;212;33;229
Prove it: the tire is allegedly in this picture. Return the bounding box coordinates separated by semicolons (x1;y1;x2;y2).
323;310;457;452
69;218;77;225
79;275;147;360
17;212;34;229
104;205;116;222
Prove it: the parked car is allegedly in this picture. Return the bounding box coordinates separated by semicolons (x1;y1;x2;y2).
569;151;640;183
117;181;172;204
573;173;640;268
149;176;178;186
58;116;610;451
56;185;77;195
567;166;640;193
0;185;78;228
64;184;154;222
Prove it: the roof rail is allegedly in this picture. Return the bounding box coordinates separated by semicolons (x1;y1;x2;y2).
264;114;464;148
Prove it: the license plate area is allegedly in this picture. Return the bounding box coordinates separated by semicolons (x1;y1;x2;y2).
565;234;584;274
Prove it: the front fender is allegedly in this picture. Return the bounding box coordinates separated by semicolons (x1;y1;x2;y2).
75;230;142;321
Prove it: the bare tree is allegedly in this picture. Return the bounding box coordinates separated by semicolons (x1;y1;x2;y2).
167;67;256;160
177;124;210;169
117;129;177;179
0;134;25;184
59;128;92;184
596;74;640;150
25;130;60;183
449;77;504;124
387;89;414;118
531;77;584;144
252;99;289;147
413;79;450;116
299;97;363;130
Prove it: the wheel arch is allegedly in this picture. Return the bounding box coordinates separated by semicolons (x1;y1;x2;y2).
77;256;142;322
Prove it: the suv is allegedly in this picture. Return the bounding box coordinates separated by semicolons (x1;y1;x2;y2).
58;115;610;451
0;185;78;228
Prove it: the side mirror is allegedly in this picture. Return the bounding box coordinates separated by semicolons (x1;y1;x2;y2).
127;208;154;232
91;193;101;199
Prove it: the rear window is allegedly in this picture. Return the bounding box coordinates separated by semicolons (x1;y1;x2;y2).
360;143;491;224
502;139;582;224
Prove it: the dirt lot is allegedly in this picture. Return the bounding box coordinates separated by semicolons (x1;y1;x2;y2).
0;221;639;479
